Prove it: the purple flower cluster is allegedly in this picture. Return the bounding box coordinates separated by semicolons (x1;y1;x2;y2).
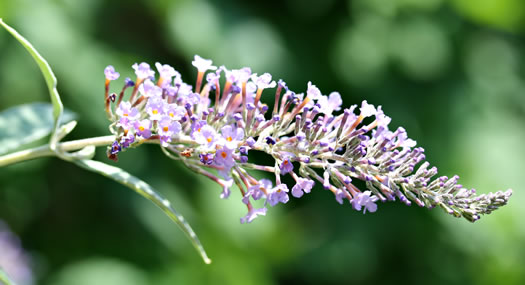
104;55;512;223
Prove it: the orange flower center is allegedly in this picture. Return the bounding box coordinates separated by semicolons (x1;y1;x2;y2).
163;126;169;132
207;137;213;143
227;136;232;142
221;151;227;158
139;126;145;131
152;109;158;115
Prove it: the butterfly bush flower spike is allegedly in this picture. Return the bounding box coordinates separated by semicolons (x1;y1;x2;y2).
103;55;512;224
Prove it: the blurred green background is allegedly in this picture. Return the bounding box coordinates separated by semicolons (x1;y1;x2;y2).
0;0;524;284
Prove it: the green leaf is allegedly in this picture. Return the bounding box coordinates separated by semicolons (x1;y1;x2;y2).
73;159;212;264
0;103;75;155
0;266;18;285
0;19;64;149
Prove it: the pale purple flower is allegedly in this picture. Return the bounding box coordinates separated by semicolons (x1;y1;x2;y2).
240;207;267;224
395;127;417;149
280;157;294;175
220;179;234;199
104;65;120;81
335;189;347;204
214;146;235;169
242;179;272;204
221;66;238;83
146;98;166;121
116;102;139;130
164;85;178;97
132;62;155;79
360;100;376;118
245;82;257;105
134;119;152;139
307;81;322;100
155;62;179;84
157;118;181;146
192;55;217;72
351;191;379;213
251;73;276;89
191;120;207;138
373;106;392;139
375;106;391;127
194;125;218;149
220;125;244;149
177;82;194;97
246;137;256;147
116;101;139;120
233;67;252;83
206;71;220;85
291;178;314;198
180;92;201;106
267;184;289;206
166;104;186;120
317;92;342;115
139;79;163;98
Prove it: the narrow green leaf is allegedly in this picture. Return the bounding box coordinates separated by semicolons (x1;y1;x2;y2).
0;103;75;155
0;266;17;285
0;19;64;149
73;159;212;264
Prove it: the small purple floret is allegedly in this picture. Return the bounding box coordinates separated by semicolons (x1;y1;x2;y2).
351;191;379;214
104;65;120;81
291;178;314;198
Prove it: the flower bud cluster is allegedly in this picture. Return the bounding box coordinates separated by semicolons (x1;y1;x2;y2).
103;55;511;223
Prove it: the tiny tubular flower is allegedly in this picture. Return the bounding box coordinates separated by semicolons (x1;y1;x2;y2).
155;62;179;85
351;191;379;213
251;73;276;90
139;79;163;98
146;98;166;121
220;125;244;149
132;62;155;79
195;125;219;149
134;119;152;139
243;179;272;204
279;157;294;175
267;184;290;207
192;55;217;72
291;178;314;198
104;65;120;81
240;207;267;224
166;104;186;121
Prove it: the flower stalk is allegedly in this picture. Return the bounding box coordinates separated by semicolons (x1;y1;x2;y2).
98;55;511;223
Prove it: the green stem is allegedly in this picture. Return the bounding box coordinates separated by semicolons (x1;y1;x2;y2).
0;135;115;167
0;134;200;168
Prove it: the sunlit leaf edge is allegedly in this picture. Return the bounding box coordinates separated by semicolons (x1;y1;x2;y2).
0;18;64;148
73;159;212;264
